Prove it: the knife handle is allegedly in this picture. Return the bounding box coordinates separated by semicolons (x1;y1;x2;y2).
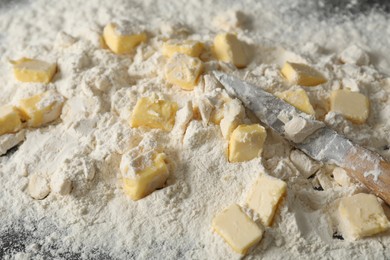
344;146;390;205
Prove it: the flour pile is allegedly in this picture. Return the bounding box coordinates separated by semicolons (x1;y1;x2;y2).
1;0;390;259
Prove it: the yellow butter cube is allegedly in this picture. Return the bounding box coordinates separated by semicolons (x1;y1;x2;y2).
212;204;263;255
213;33;250;68
276;88;315;115
103;22;147;54
330;89;369;124
210;108;224;124
281;62;326;86
162;40;204;58
18;90;64;127
246;174;287;226
12;58;56;83
164;53;203;90
130;97;178;131
228;124;266;163
120;152;169;201
0;105;22;135
338;193;390;241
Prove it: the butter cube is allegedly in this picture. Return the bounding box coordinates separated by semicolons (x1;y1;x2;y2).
162;40;204;58
18;90;64;127
220;99;245;139
0;105;22;135
246;174;287;226
275;88;315;115
213;33;250;68
103;22;147;54
339;45;369;66
228;124;266;163
120;152;169;201
130;97;178;131
28;174;50;200
330;89;369;124
210;108;224;125
332;167;353;187
212;204;263;254
12;58;56;83
281;62;326;86
164;53;203;90
338;193;390;240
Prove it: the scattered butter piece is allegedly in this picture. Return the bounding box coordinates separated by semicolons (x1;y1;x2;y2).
281;62;326;86
172;101;193;139
332;167;353;187
330;89;369;124
220;99;245;139
246;174;287;226
289;149;321;179
213;33;250;68
210;108;224;125
338;193;390;241
164;53;203;90
228;124;266;163
0;130;25;156
28;174;50;200
0;105;22;136
12;58;57;83
339;45;369;66
283;115;324;143
162;40;204;58
212;204;263;254
130;97;178;131
120;151;169;201
103;22;147;54
18;90;64;128
315;168;337;190
196;96;214;126
50;173;72;195
276;88;315;115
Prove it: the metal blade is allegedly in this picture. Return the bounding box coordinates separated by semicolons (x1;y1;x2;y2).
213;71;354;165
213;71;294;134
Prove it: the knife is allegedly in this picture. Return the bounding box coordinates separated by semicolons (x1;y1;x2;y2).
213;71;390;205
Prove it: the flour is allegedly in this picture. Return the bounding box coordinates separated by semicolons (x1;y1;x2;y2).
1;0;390;259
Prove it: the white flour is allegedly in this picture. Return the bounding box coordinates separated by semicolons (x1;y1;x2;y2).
1;0;390;259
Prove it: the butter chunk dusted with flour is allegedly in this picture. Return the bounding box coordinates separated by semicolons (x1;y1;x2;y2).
0;105;22;135
28;174;50;200
130;97;178;131
275;88;315;115
219;98;245;140
330;89;369;124
213;33;250;68
18;90;65;127
162;40;204;58
212;204;263;255
246;174;287;226
12;58;57;83
228;124;266;163
103;22;147;54
120;149;169;201
164;53;203;90
332;167;354;187
338;193;390;241
281;62;326;86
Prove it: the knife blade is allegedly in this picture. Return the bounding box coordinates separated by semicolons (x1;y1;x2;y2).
213;71;390;205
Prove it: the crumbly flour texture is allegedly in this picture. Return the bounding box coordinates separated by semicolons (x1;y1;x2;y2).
1;0;390;259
